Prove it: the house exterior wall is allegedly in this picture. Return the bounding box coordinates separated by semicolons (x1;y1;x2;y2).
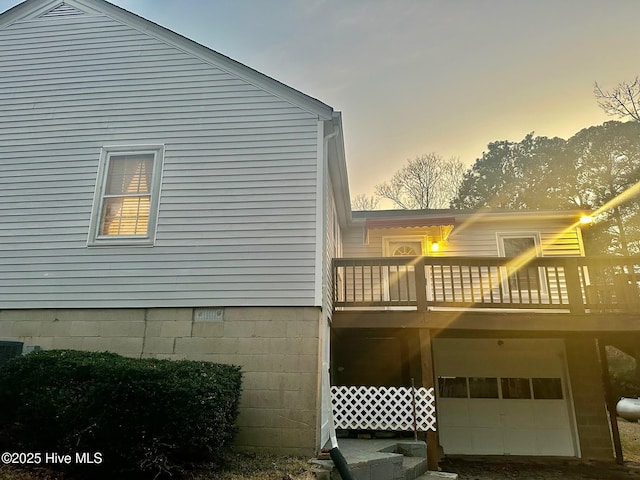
336;213;617;460
342;217;584;258
0;306;321;455
324;185;342;315
0;4;324;309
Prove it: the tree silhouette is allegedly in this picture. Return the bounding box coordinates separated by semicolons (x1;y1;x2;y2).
376;153;464;209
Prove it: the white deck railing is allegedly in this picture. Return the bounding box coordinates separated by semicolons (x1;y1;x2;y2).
334;256;640;314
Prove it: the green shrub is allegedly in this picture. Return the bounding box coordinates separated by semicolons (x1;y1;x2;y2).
607;346;640;400
0;350;242;479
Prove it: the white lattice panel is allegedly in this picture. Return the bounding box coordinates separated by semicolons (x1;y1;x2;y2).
331;385;436;432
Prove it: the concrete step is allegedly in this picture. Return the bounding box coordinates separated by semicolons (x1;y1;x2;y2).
414;472;458;480
402;456;429;480
312;439;431;480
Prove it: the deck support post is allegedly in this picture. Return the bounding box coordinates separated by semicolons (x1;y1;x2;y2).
597;338;624;464
415;257;428;311
419;328;440;470
564;258;586;314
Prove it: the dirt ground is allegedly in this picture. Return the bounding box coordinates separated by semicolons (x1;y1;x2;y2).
1;420;639;479
440;457;640;480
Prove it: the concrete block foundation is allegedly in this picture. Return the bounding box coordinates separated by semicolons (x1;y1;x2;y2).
0;306;321;456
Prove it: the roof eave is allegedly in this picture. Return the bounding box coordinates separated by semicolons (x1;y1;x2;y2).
327;113;351;226
351;208;592;226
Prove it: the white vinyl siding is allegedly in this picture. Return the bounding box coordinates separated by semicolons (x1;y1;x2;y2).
324;182;342;315
342;219;584;258
0;9;322;308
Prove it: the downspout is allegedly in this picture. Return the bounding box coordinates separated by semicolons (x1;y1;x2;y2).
325;372;356;480
322;121;356;480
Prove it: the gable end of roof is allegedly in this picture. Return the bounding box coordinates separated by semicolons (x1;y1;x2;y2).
38;2;87;18
0;0;335;120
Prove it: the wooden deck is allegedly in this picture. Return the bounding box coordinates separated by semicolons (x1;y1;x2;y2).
332;256;640;330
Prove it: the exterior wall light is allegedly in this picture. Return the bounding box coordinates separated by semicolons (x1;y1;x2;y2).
431;241;440;252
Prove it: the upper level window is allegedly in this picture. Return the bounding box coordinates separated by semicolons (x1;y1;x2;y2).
502;236;537;258
88;146;164;246
498;234;542;292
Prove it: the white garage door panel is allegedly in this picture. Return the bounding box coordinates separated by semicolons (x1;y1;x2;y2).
533;401;570;427
438;399;470;427
440;426;472;452
434;338;577;457
503;427;537;455
501;402;537;428
471;428;505;455
467;401;504;427
536;430;575;456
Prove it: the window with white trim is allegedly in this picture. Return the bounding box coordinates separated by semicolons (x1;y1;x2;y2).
497;233;544;295
88;146;164;246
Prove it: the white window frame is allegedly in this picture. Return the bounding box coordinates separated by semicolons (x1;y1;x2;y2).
88;145;164;246
383;236;426;257
497;232;541;258
496;232;548;298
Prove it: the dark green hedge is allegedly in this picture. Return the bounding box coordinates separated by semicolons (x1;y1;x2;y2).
607;346;640;400
0;350;242;479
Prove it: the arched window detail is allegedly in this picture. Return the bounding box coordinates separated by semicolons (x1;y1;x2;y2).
392;245;418;257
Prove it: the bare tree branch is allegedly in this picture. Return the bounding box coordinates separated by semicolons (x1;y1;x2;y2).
375;153;464;209
595;77;640;122
351;194;380;211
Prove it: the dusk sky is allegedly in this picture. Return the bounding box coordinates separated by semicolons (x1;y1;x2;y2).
2;0;638;198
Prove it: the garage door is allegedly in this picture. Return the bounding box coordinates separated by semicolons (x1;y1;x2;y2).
433;338;578;456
